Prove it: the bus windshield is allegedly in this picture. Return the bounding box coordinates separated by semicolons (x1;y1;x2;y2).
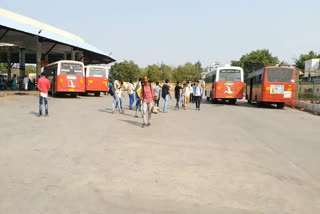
219;69;241;81
61;63;83;76
88;67;107;78
267;68;293;82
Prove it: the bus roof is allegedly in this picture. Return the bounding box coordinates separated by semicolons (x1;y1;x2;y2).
45;60;84;67
248;66;295;78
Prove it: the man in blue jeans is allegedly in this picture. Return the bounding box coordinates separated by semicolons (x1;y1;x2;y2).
37;74;50;117
162;79;171;113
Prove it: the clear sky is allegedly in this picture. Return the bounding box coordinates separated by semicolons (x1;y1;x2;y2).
2;0;320;67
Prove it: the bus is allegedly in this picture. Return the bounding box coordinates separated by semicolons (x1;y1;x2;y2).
42;60;85;97
205;65;244;104
246;66;296;109
84;65;109;96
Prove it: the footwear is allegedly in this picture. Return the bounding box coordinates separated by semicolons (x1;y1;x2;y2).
44;114;49;117
37;114;42;117
147;123;151;127
141;124;146;128
135;115;138;118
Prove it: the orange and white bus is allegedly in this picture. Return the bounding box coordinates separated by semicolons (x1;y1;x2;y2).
84;65;109;96
205;65;244;104
246;66;296;109
42;60;85;97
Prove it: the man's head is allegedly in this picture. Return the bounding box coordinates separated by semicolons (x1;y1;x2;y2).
144;76;149;83
186;81;189;86
129;80;133;84
41;73;45;77
138;78;142;82
176;81;180;85
156;81;159;86
165;79;169;84
196;81;199;85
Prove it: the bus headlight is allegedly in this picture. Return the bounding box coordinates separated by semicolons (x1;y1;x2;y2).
80;79;84;84
60;79;64;83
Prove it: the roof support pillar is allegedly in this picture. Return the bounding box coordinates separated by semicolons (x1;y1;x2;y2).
63;52;67;60
71;48;75;61
36;36;42;78
7;49;11;81
79;51;84;63
19;48;25;78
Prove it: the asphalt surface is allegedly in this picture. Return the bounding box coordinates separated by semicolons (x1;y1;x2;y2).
0;94;320;214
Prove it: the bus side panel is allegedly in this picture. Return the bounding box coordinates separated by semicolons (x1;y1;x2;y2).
252;83;263;101
56;74;85;93
85;77;108;92
214;81;244;99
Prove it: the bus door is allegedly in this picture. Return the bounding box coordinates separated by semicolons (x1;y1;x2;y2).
249;78;253;100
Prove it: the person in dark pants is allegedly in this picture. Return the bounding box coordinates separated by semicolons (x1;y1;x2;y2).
174;81;182;110
190;83;194;103
193;81;203;111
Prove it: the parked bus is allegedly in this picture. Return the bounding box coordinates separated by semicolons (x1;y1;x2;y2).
42;60;85;97
246;66;296;109
205;65;244;104
84;65;109;96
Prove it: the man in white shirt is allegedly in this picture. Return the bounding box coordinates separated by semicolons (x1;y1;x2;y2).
127;80;135;110
194;81;204;111
23;76;29;91
184;81;193;110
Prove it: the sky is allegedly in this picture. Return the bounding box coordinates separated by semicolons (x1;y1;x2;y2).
1;0;320;67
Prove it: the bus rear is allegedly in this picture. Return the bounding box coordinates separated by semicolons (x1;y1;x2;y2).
56;61;85;95
262;67;295;107
213;67;244;104
85;66;109;96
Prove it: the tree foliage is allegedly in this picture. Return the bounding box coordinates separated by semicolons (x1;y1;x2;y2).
295;51;320;70
231;49;279;77
109;60;140;82
146;64;161;83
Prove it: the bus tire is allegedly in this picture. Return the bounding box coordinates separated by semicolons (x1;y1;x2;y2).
71;93;78;98
206;97;210;101
276;103;285;109
247;100;251;104
94;92;100;97
257;101;263;107
229;99;237;105
212;98;218;104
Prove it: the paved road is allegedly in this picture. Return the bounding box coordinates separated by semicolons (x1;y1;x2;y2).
0;95;320;214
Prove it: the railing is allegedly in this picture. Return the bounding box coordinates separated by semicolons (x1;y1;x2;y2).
297;80;320;104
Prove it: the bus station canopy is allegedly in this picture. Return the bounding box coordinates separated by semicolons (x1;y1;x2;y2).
0;8;115;65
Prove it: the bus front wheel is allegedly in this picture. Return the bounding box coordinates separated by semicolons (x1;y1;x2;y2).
206;97;210;101
71;93;78;98
229;99;237;105
276;103;285;109
212;98;218;104
94;92;100;97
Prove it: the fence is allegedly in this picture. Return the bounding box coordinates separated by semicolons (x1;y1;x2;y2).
297;80;320;104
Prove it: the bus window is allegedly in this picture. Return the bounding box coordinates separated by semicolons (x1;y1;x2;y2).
212;75;216;83
61;63;83;76
219;69;241;81
89;67;107;78
267;68;293;82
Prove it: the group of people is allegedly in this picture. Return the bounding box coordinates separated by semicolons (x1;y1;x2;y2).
2;74;34;91
111;76;204;128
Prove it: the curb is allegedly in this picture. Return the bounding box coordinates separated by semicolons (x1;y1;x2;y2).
286;100;320;115
0;91;39;97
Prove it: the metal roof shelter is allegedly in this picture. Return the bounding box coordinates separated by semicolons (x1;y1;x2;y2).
0;8;115;79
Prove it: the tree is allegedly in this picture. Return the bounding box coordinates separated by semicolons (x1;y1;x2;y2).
146;64;161;83
232;49;279;77
171;62;202;82
109;60;140;82
295;51;320;70
160;64;172;81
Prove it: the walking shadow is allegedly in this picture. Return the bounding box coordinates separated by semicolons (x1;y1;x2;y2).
119;119;142;127
98;108;113;114
29;111;39;116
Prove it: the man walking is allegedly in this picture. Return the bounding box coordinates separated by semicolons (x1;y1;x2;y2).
140;76;154;128
23;75;29;91
154;81;161;107
194;81;203;111
184;81;192;110
162;79;171;113
190;83;194;103
37;73;50;117
174;81;182;110
127;80;135;110
112;80;123;114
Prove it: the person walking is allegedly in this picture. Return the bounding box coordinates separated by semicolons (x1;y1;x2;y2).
181;83;186;108
12;74;17;90
154;81;161;107
140;76;154;128
135;80;143;118
119;81;125;113
194;81;204;111
127;80;135;110
23;75;29;91
162;79;171;113
37;73;51;116
112;80;123;114
174;81;182;110
190;83;194;103
184;81;192;110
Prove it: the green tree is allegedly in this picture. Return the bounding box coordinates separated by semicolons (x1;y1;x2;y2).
146;64;161;82
232;49;279;77
295;51;320;70
109;60;140;82
160;64;172;81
